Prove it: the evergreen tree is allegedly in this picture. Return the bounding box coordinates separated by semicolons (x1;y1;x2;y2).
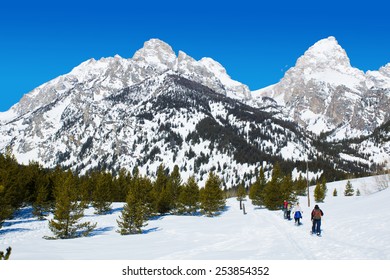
153;164;171;214
236;182;246;202
113;168;132;202
280;174;297;204
0;185;13;229
169;165;182;212
356;189;361;196
249;166;266;207
200;171;226;217
314;181;325;202
321;177;328;200
177;175;199;214
32;180;50;220
262;163;284;210
91;171;113;214
294;173;307;196
333;188;338;196
48;170;96;239
344;180;355;196
117;177;148;235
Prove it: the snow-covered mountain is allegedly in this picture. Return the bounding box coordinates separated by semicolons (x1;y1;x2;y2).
255;36;390;140
0;37;389;182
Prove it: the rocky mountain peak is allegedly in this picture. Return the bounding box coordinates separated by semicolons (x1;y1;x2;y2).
132;38;177;70
295;36;351;70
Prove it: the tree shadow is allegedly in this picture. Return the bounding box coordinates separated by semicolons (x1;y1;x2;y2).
90;226;115;236
149;215;164;221
108;207;123;214
12;207;34;220
0;227;31;235
143;227;160;234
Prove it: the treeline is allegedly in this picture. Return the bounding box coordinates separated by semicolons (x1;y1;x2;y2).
248;162;309;210
0;153;225;238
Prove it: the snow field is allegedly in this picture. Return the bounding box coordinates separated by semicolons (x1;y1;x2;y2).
1;175;390;260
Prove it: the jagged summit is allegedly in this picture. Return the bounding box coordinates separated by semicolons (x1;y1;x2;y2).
296;36;351;69
3;38;250;119
132;38;177;70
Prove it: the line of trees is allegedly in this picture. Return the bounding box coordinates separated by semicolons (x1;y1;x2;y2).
249;163;309;210
0;153;226;238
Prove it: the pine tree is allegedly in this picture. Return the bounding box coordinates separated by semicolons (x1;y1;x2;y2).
293;173;307;196
344;180;355;196
236;182;246;205
153;164;170;214
169;165;182;212
117;177;148;235
177;175;199;214
32;181;50;220
321;177;328;200
113;168;132;202
91;171;113;214
200;171;226;217
281;174;297;204
249;166;266;207
356;189;361;196
0;185;13;229
48;170;96;239
262;163;284;210
333;188;338;196
314;181;325;202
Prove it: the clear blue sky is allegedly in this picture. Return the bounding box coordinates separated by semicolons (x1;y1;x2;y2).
1;0;389;112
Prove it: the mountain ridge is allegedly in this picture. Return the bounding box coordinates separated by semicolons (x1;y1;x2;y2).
1;37;389;183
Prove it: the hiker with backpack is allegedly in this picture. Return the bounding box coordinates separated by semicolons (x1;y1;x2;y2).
311;205;324;236
292;202;303;225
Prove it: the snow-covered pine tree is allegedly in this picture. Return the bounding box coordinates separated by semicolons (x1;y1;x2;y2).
333;188;338;196
200;171;225;217
344;180;354;196
48;170;96;239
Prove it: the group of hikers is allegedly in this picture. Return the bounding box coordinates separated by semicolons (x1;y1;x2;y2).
283;200;324;236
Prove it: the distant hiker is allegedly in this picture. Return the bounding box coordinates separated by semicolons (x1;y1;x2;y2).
311;205;324;236
286;202;292;220
283;200;288;219
293;202;303;225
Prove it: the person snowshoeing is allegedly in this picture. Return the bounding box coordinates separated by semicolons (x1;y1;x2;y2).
311;205;324;236
293;202;303;225
283;200;288;219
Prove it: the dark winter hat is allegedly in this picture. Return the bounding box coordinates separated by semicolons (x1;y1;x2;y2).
314;205;319;209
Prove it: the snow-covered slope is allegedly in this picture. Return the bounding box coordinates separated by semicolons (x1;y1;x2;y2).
1;174;389;259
